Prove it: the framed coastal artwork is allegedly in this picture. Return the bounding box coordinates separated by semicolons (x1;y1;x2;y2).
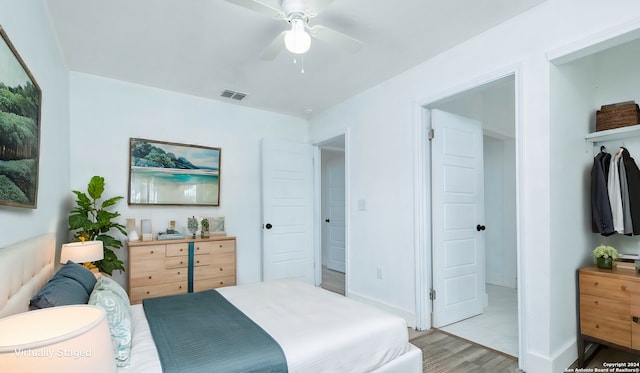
128;138;221;206
0;26;42;209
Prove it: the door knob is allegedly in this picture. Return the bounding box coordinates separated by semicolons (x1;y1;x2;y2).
476;224;486;231
265;223;273;229
325;219;330;223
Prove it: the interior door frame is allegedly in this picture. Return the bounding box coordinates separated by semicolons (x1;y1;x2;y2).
313;129;350;292
412;66;526;368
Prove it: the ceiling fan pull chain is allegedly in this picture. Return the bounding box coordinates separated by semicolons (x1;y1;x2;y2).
301;54;305;74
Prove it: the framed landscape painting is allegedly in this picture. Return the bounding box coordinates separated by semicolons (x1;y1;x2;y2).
128;138;221;206
0;26;42;209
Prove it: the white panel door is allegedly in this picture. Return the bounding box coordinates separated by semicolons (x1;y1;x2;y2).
431;109;485;328
324;153;345;273
262;139;315;284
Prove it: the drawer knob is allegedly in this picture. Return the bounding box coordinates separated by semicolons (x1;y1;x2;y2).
179;285;182;289
150;250;154;254
595;324;599;329
594;300;599;305
148;276;152;279
594;282;599;286
219;244;223;248
621;285;626;291
196;247;200;251
633;316;640;324
220;281;223;285
196;260;200;264
219;267;223;271
177;271;181;275
180;261;184;264
180;248;183;252
146;291;150;294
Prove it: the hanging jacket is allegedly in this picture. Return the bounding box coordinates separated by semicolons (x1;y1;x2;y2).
591;150;614;235
621;148;640;235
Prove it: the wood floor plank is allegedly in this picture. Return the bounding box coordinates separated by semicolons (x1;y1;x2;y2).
411;329;519;373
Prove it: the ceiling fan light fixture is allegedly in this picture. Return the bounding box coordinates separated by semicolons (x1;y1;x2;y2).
284;18;311;54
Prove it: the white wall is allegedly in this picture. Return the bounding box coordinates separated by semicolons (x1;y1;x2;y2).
309;1;640;371
0;0;70;253
69;72;307;287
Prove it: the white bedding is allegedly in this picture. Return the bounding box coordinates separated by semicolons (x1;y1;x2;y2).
120;279;411;372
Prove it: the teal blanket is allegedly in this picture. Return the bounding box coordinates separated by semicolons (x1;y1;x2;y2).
143;290;288;373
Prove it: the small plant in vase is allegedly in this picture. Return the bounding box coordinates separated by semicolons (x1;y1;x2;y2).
201;218;210;238
187;216;198;239
592;244;618;269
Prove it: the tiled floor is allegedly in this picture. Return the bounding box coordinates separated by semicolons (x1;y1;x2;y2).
439;283;519;357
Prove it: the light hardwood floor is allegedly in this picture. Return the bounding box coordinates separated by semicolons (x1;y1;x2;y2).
410;329;520;373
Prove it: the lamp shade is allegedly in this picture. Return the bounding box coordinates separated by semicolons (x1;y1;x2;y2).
0;305;116;372
60;241;104;264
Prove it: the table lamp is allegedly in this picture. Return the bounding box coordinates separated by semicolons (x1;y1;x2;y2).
0;305;116;372
60;241;104;271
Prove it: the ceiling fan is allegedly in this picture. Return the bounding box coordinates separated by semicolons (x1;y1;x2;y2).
224;0;362;60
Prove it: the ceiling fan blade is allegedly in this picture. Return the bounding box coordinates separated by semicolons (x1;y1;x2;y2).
224;0;285;19
305;0;335;17
309;25;362;53
261;31;286;60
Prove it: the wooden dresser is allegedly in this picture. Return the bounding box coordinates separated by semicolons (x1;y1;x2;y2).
127;236;236;304
577;265;640;366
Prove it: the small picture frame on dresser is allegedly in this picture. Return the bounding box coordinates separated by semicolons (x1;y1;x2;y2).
141;219;153;241
211;217;225;236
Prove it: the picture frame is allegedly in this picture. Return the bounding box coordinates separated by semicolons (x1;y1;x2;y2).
0;26;42;209
128;138;221;206
210;216;225;236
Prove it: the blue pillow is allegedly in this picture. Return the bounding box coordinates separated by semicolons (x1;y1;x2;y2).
29;276;90;309
56;260;97;294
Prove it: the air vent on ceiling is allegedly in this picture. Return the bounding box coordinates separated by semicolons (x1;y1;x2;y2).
221;89;247;101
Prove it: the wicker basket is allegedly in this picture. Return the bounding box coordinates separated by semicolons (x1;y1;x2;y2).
596;101;640;131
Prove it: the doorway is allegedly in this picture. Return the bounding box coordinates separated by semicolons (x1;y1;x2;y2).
428;75;519;357
317;135;346;295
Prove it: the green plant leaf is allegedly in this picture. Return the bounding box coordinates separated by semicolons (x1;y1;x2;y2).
87;176;105;200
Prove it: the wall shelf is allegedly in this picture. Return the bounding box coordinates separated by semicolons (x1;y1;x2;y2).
585;124;640;143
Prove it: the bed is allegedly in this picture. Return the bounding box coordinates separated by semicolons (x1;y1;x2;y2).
0;234;423;372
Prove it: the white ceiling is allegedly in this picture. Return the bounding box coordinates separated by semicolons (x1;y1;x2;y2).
45;0;544;118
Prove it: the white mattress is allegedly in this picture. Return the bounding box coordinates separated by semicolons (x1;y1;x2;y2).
119;279;411;372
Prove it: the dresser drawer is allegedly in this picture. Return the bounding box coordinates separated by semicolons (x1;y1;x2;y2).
166;243;189;257
130;268;187;287
580;273;631;301
580;294;629;321
194;253;235;280
194;240;235;255
130;244;167;262
580;310;631;347
193;254;210;267
130;281;188;304
165;256;189;269
193;276;236;292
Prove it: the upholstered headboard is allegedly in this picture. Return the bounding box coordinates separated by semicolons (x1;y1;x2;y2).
0;234;56;318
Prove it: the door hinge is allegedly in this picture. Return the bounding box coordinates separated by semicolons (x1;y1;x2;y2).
429;289;436;300
427;128;434;140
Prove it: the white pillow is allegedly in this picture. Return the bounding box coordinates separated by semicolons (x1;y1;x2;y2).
89;276;132;367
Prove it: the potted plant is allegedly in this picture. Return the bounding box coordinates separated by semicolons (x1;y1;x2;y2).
187;216;198;239
68;176;126;275
592;244;618;269
201;217;210;238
